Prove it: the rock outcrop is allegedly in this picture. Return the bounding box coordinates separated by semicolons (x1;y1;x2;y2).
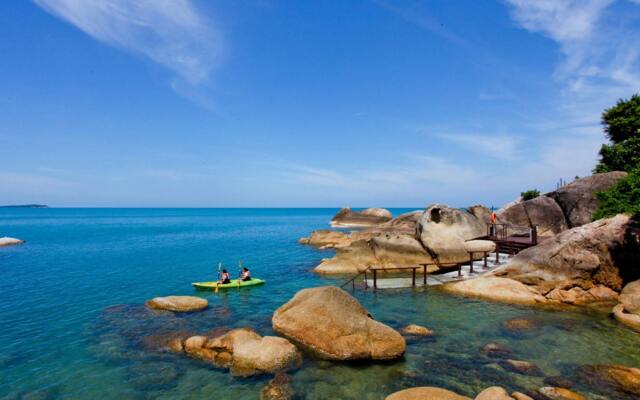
385;387;471;400
145;296;208;312
314;233;434;274
613;279;640;331
493;214;640;305
417;204;486;265
577;364;640;396
0;237;24;247
441;277;546;305
382;210;424;232
497;195;568;236
547;171;628;228
178;328;301;376
331;207;392;227
272;286;405;360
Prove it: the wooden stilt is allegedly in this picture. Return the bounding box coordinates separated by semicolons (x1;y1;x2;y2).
412;268;416;287
373;269;377;290
483;252;488;269
423;264;427;285
469;252;474;274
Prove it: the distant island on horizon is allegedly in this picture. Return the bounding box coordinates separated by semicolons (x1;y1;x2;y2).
0;204;48;208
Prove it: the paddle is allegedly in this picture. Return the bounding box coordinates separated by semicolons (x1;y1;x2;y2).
215;262;222;294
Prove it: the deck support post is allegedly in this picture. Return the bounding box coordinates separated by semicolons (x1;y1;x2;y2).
412;268;416;287
373;269;377;290
423;264;427;285
495;245;500;265
483;252;488;269
469;252;474;274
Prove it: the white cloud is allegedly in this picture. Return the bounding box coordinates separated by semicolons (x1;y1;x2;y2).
433;132;520;160
34;0;223;86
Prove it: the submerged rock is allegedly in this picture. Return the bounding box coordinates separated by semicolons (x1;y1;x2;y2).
546;171;628;228
145;296;208;313
331;207;392;227
260;373;294;400
480;343;512;359
385;387;472;400
417;204;486;265
401;324;433;336
177;328;301;376
0;237;24;247
500;359;543;376
272;286;405;360
502;316;539;333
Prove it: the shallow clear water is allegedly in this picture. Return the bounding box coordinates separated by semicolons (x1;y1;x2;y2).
0;208;639;399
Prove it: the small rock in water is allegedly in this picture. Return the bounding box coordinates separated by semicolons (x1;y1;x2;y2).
480;343;512;358
500;359;543;376
401;324;434;336
145;296;208;312
260;373;294;400
538;387;587;400
127;361;180;390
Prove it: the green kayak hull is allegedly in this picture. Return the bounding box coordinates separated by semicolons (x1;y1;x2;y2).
192;278;265;290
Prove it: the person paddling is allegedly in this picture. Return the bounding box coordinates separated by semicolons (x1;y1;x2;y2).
218;269;231;285
240;267;251;281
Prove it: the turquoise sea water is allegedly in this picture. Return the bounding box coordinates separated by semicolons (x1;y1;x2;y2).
1;208;639;399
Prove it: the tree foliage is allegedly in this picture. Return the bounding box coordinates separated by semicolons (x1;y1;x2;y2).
593;169;640;220
521;189;540;201
593;94;640;220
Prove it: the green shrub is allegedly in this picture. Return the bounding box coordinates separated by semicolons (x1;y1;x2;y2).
592;168;640;220
521;189;540;201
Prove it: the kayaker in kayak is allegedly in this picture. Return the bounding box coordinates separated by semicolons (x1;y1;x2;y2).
218;269;231;285
240;267;251;281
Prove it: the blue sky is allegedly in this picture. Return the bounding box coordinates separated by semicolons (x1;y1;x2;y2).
1;0;640;207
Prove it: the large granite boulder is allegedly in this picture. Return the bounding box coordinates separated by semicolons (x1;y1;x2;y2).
331;207;392;227
298;230;374;249
442;277;545;305
497;195;568;236
145;296;208;312
492;214;640;305
272;286;405;360
382;210;424;232
613;280;640;331
180;328;301;376
468;205;492;224
314;233;434;274
475;387;515;400
385;387;471;400
417;204;486;265
547;171;628;227
0;237;24;247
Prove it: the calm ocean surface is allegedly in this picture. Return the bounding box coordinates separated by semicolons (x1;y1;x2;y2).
1;208;639;399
